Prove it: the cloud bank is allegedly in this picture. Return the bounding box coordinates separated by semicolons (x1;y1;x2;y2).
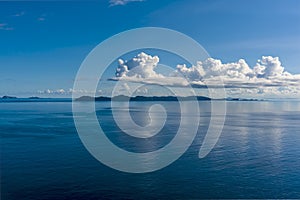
37;89;102;95
113;52;300;97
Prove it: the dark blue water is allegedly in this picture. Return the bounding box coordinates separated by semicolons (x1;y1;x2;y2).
1;100;300;199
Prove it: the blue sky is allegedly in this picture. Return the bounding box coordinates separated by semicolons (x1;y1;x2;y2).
1;0;300;97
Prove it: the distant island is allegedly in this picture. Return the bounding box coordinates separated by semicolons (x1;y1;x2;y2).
75;95;262;102
0;95;262;102
28;96;40;99
76;95;211;101
2;95;17;99
0;96;71;102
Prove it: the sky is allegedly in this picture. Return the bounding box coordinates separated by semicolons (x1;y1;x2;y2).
1;0;300;98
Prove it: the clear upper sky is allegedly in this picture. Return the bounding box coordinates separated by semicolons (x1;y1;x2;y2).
1;0;300;96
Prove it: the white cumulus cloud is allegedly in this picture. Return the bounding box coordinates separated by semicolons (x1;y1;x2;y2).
113;52;189;87
112;52;300;97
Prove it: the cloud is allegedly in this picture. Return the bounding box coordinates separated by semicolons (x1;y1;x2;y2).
37;14;47;21
38;89;67;95
116;52;161;78
37;17;45;21
109;0;145;6
112;52;300;97
0;23;14;31
112;52;189;87
12;11;25;17
37;88;102;95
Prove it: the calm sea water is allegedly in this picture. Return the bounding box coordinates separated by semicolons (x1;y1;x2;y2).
1;100;300;199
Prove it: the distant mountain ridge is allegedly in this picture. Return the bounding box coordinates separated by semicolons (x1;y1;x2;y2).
1;95;17;99
76;95;211;101
0;96;71;102
76;95;262;102
0;95;262;102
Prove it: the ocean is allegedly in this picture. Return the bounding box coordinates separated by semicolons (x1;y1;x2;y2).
1;100;300;199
